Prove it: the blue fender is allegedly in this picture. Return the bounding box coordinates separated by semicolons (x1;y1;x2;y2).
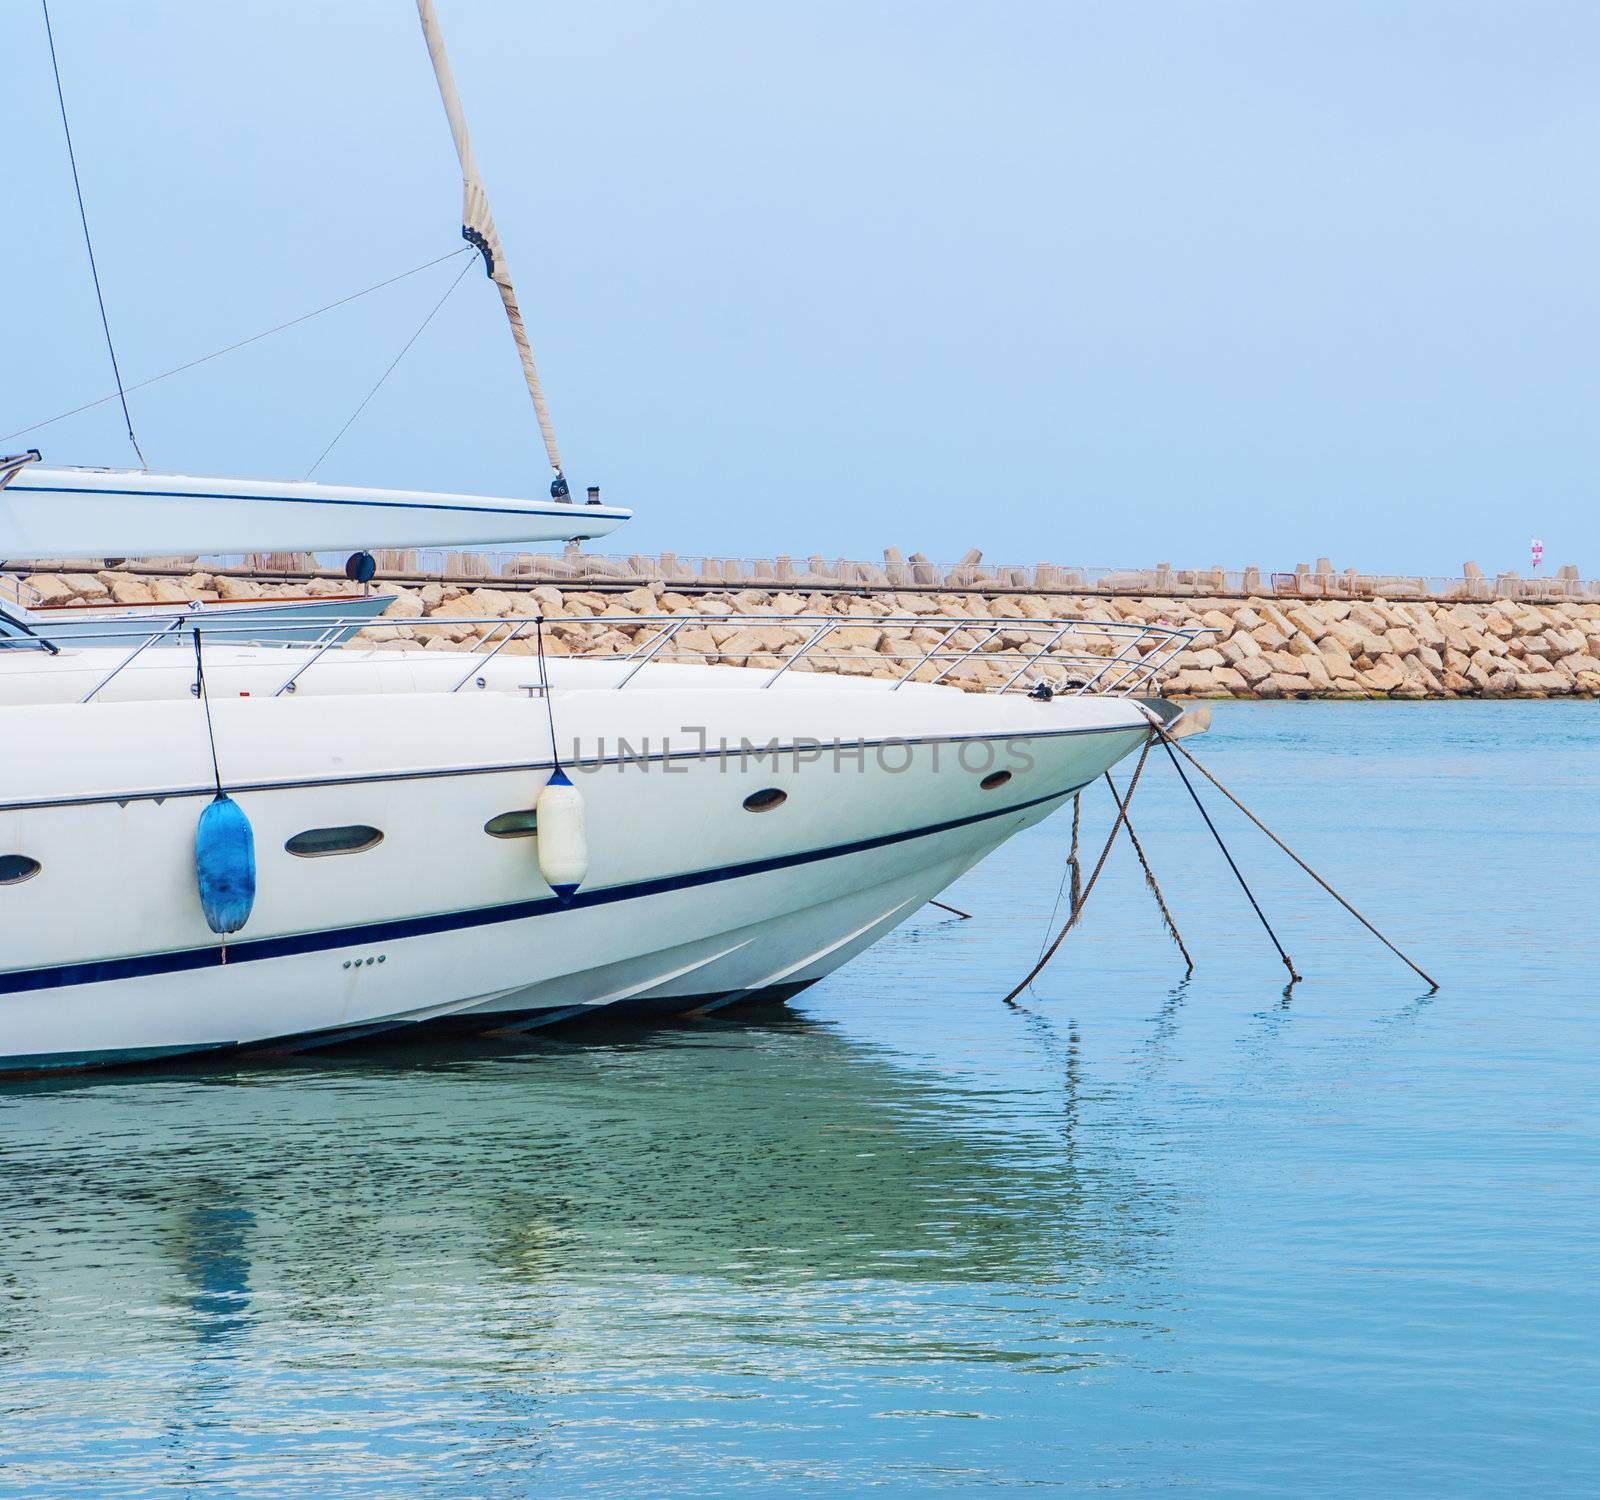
195;794;256;935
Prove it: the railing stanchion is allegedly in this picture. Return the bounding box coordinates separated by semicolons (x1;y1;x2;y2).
996;624;1075;694
80;618;184;703
449;620;529;692
890;624;963;691
764;619;838;688
272;625;345;698
616;617;687;688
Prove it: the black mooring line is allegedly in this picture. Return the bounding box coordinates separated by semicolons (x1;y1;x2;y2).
1160;736;1301;984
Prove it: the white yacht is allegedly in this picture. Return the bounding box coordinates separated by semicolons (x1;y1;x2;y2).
0;2;1200;1073
0;618;1192;1072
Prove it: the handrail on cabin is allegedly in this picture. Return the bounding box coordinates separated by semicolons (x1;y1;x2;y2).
79;618;183;702
53;611;1207;703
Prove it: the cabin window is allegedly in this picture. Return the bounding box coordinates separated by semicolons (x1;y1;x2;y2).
980;770;1012;791
285;825;384;858
0;854;41;885
743;788;787;813
485;809;539;839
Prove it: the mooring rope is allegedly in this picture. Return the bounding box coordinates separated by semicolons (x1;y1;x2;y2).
1032;792;1080;966
1156;731;1300;985
1068;793;1084;916
1001;735;1154;1005
192;628;229;964
1002;713;1435;1005
1104;768;1194;973
1153;725;1438;991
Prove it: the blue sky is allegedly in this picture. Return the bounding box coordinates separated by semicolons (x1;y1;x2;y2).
4;1;1595;575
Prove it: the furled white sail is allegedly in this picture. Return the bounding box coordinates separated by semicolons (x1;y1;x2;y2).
415;0;568;493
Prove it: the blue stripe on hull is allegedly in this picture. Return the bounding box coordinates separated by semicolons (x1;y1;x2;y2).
0;779;1089;999
11;483;629;522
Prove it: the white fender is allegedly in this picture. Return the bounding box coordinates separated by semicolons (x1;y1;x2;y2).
535;767;588;902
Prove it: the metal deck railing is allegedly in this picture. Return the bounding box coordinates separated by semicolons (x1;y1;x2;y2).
1;612;1205;705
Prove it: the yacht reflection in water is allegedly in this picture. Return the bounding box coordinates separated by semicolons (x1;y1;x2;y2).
0;1012;1180;1411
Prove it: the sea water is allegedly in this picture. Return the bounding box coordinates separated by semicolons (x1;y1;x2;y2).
0;702;1594;1495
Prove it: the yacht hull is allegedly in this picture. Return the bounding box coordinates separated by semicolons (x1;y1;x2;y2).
0;660;1153;1074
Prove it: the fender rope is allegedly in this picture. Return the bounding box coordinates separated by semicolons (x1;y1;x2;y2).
192;628;229;964
1157;730;1300;985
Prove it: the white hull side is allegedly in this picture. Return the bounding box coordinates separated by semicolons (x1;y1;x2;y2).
0;665;1152;1072
452;813;1032;1027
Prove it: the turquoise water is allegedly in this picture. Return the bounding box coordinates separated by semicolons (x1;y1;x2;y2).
1;703;1595;1495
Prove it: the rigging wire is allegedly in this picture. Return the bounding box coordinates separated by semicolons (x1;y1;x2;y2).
40;0;144;468
4;248;472;445
304;255;476;479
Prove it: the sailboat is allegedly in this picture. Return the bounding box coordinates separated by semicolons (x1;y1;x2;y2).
3;0;626;562
0;461;629;558
0;1;1197;1075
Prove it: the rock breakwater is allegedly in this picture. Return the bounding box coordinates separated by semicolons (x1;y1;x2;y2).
18;568;1600;698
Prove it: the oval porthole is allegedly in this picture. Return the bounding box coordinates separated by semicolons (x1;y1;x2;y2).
742;787;788;813
0;854;41;885
485;809;539;839
980;770;1012;791
285;825;384;858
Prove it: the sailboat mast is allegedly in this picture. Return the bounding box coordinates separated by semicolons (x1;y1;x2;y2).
414;0;569;498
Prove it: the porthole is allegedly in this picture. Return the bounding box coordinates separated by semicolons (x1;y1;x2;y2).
980;770;1012;791
485;809;539;839
742;787;787;813
0;854;40;885
285;825;384;858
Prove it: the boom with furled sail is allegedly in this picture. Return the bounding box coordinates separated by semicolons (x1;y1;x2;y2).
415;0;572;503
